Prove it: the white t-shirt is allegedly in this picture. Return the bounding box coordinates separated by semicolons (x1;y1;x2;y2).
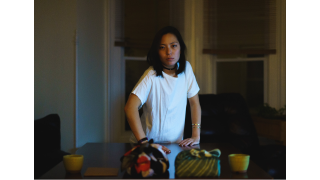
130;61;200;143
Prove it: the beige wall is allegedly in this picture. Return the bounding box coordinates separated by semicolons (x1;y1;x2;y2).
34;0;77;152
267;0;286;109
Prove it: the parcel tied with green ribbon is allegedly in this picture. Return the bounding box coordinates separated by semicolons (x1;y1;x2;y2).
175;148;221;178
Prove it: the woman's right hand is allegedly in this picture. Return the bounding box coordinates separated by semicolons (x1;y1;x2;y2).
160;144;171;154
152;144;171;154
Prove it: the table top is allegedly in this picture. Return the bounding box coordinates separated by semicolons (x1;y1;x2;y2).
39;142;272;179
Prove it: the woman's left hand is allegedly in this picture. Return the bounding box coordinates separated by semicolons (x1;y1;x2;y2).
179;137;200;146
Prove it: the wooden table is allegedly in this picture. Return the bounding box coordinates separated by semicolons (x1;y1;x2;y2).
39;142;272;179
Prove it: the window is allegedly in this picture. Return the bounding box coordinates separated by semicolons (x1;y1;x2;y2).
216;59;266;113
203;0;275;114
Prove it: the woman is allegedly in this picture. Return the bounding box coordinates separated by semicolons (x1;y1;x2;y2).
124;26;201;154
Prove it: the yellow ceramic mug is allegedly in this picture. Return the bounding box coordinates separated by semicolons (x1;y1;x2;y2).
228;154;250;173
63;154;84;173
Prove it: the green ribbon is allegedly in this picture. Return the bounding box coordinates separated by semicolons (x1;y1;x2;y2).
190;148;221;158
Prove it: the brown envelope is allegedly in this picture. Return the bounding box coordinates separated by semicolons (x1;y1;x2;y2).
84;167;119;177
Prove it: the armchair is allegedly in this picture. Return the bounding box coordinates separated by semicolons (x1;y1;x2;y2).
34;114;70;178
184;93;286;179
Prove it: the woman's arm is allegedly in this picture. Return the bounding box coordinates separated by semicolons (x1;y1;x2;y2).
179;93;201;146
124;93;146;141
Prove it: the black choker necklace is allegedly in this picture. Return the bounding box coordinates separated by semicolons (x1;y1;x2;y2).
163;65;176;70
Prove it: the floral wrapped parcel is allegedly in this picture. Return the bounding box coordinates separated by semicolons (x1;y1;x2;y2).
120;139;169;178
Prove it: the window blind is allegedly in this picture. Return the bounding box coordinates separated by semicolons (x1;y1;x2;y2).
203;0;276;55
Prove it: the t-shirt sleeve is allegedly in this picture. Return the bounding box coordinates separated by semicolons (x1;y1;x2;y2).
186;61;200;98
131;68;153;106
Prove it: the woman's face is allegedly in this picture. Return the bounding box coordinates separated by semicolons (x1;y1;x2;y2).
158;33;181;68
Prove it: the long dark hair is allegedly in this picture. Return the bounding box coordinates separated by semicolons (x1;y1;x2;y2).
147;26;187;77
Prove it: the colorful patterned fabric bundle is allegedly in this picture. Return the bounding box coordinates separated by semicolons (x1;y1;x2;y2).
120;139;169;178
175;148;221;178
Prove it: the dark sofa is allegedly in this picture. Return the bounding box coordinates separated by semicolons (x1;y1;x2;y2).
184;93;286;179
34;114;70;179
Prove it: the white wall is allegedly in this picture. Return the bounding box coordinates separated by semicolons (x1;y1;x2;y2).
34;0;108;152
34;0;77;153
76;0;107;148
